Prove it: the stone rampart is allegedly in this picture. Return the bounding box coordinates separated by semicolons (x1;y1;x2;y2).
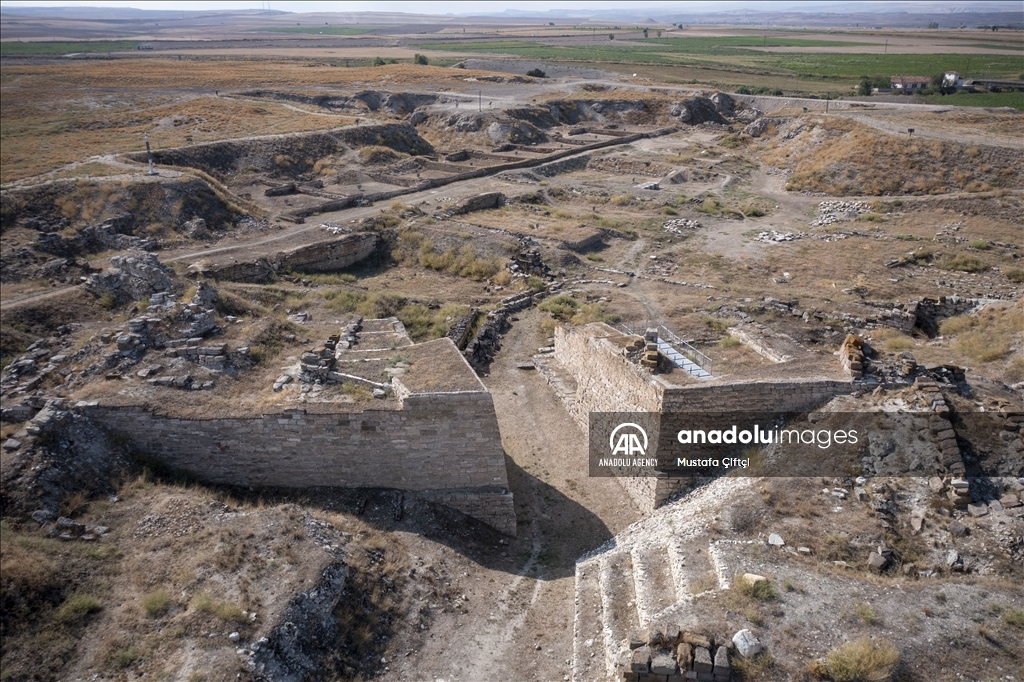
554;323;854;511
192;233;376;282
81;388;515;535
279;232;377;273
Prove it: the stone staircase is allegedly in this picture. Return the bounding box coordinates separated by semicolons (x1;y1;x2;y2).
571;479;752;681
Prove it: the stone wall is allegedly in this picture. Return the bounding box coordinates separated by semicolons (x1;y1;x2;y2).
81;390;516;535
555;324;662;510
193;233;376;282
279;232;377;273
554;323;854;511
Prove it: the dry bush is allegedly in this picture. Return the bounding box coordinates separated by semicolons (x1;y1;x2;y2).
938;253;987;273
190;593;247;622
358;145;404;165
825;638;899;682
141;589;170;617
1003;607;1024;627
733;651;775;680
55;592;102;623
734;574;778;602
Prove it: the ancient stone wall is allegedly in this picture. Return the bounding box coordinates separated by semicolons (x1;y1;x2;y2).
279;232;377;273
554;324;662;510
81;390;516;535
554;323;854;511
194;233;377;282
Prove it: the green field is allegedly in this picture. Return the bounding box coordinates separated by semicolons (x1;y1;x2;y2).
0;40;138;55
263;25;375;35
919;90;1024;109
419;37;1024;92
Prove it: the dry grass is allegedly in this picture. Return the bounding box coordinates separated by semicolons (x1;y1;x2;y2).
0;60;534;182
733;651;776;680
760;117;1023;196
825;638;899;682
937;303;1022;364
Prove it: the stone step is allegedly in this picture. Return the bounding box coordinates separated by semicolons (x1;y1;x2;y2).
572;560;607;682
668;539;719;598
533;355;581;419
630;543;679;628
599;550;640;679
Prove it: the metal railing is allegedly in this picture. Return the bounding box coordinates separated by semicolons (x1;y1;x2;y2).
616;319;713;377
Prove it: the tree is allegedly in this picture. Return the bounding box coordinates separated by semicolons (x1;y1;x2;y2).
643;28;649;38
609;33;615;40
928;21;939;29
372;56;385;67
930;74;944;90
858;78;872;96
413;53;428;65
656;29;663;38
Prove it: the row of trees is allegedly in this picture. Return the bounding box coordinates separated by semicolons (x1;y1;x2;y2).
855;74;956;96
371;54;429;67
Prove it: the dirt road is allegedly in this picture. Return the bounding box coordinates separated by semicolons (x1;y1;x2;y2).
390;308;641;681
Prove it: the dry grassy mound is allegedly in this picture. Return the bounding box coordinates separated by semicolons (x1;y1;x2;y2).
760;118;1023;196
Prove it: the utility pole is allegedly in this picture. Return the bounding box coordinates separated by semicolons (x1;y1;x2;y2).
884;39;887;54
145;133;156;175
479;90;482;112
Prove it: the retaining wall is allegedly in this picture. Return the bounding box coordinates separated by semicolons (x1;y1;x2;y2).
554;324;853;511
82;390;516;535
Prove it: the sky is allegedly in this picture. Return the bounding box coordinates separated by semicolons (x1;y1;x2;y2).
4;0;1017;15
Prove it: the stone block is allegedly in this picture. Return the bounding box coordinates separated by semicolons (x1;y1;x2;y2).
693;647;713;674
732;629;760;658
632;645;652;673
651;648;678;675
713;646;730;677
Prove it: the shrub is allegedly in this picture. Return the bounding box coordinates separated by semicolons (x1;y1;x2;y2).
662;206;678;215
1006;268;1024;283
141;590;170;617
526;68;546;78
98;292;117;310
191;593;246;622
954;331;1011;362
358;145;402;165
56;593;102;622
372;56;385;67
413;53;428;65
855;602;880;624
825;639;899;682
734;651;775;680
273;154;294;169
1003;607;1024;627
938;253;987;273
968;239;990;250
695;196;723;215
735;574;778;601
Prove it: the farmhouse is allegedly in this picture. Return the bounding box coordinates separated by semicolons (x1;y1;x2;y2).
891;75;930;91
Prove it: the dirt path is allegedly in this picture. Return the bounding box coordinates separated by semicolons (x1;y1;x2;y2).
391;308;641;681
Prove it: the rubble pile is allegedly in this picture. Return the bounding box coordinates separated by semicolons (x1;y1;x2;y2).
662;218;702;234
811;200;872;227
618;626;742;682
756;230;807;243
84;252;174;303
